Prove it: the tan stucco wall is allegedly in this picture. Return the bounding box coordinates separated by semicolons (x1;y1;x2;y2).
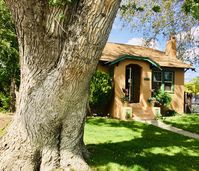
97;61;185;119
97;63;109;74
111;60;155;119
170;68;185;114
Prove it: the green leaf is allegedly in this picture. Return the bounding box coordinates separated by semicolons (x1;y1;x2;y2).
152;5;161;13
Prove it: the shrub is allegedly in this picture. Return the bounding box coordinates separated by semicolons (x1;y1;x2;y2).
153;90;172;107
89;70;112;116
0;92;10;111
164;109;177;116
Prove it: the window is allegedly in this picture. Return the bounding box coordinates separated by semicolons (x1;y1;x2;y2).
153;71;162;90
164;71;174;92
152;70;174;92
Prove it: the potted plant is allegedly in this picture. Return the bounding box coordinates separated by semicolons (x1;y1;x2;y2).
121;88;129;106
125;109;131;119
148;90;172;115
147;97;156;106
154;90;172;106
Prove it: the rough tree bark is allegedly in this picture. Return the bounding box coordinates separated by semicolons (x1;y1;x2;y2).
0;0;121;170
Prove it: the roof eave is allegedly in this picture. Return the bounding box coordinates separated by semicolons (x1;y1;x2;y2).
107;55;162;70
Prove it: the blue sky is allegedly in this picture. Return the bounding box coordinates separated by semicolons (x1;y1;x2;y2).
108;18;199;82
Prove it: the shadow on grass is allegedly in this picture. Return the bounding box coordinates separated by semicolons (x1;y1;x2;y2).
163;114;199;134
86;117;199;171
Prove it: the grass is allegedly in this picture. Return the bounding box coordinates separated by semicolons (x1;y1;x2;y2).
0;116;198;171
0;129;5;136
162;114;199;134
84;117;199;171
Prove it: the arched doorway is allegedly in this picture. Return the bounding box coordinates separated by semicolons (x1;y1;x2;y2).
125;64;141;103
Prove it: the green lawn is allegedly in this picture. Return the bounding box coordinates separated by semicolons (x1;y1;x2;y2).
0;117;198;171
85;117;199;171
162;114;199;134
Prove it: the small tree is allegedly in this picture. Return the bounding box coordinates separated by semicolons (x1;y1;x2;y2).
185;77;199;94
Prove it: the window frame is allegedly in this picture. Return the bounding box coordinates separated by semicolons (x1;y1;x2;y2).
152;70;163;91
163;71;174;93
152;69;175;93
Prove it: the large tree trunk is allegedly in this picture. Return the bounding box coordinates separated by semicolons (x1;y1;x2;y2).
0;0;121;170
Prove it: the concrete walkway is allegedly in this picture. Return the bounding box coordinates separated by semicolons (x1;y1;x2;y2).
134;118;199;140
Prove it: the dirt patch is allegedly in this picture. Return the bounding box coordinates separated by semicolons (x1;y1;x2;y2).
0;114;13;130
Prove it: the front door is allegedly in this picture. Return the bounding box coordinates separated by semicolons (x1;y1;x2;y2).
125;64;141;103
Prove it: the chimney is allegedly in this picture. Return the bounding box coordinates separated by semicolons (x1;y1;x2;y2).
165;33;177;58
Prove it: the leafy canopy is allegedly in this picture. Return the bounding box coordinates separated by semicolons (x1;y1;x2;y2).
185;76;199;94
119;0;199;65
183;0;199;19
0;0;19;110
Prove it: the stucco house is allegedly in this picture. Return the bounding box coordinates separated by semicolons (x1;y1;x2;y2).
98;36;192;120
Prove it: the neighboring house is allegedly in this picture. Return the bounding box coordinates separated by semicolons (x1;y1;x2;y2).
98;36;192;120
